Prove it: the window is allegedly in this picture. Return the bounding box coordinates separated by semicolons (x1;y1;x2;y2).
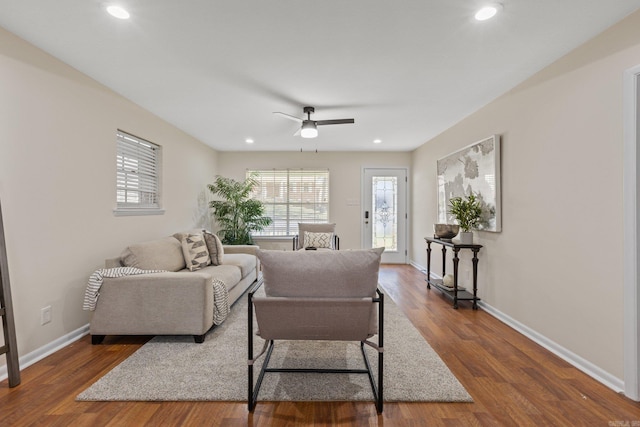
249;169;329;236
114;130;164;216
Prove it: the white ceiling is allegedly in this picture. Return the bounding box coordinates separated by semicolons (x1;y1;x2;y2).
1;1;639;152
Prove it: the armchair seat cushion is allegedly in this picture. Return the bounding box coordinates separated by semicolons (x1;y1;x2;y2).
253;297;374;340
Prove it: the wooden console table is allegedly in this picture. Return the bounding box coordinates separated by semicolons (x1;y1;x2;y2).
424;237;482;309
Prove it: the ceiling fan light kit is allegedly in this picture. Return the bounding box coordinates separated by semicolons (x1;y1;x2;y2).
301;121;318;138
475;3;502;21
274;106;354;139
106;5;130;19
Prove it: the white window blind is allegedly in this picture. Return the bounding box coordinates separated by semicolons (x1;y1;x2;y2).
115;130;163;215
249;169;329;236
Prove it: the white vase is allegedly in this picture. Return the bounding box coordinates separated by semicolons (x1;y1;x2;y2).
459;231;473;244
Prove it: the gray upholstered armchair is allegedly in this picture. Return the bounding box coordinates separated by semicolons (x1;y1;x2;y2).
292;222;340;250
248;248;384;413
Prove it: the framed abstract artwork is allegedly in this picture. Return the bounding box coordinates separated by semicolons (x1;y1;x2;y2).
437;135;501;232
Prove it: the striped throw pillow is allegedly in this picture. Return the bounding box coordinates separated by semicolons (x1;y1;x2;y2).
202;230;224;265
181;233;211;271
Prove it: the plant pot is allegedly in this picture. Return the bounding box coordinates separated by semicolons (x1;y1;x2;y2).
459;231;473;244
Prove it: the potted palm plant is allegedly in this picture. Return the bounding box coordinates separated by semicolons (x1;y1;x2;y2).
207;174;272;245
448;193;482;244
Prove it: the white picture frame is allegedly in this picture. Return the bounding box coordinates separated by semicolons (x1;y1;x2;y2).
437;135;501;232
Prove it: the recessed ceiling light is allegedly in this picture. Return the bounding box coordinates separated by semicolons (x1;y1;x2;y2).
475;4;502;21
245;138;254;144
106;5;130;19
373;139;382;144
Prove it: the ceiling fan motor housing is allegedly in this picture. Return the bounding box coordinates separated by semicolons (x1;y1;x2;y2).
273;106;353;139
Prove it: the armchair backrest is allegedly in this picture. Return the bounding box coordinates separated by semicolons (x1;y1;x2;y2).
258;248;381;298
253;248;383;341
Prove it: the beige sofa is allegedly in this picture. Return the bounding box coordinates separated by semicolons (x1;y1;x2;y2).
89;231;258;344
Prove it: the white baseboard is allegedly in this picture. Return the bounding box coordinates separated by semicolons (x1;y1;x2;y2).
409;259;427;273
406;261;624;393
0;324;89;383
478;301;625;393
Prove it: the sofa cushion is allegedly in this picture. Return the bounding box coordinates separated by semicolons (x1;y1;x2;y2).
197;264;242;291
203;230;224;265
120;236;186;272
257;248;382;298
303;231;334;249
223;253;255;278
181;233;211;271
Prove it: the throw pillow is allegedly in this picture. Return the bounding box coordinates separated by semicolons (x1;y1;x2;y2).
181;233;211;271
120;236;186;272
202;230;224;265
304;231;334;249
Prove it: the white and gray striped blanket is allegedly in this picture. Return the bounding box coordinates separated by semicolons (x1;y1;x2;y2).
83;267;230;325
211;277;230;325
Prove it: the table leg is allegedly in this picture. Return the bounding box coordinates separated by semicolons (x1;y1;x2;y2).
441;246;447;277
471;248;480;310
452;248;460;309
426;242;432;289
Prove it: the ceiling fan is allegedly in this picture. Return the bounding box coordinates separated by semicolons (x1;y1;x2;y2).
273;106;354;138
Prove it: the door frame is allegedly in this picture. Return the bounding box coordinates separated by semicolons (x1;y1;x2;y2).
623;64;640;401
361;166;409;263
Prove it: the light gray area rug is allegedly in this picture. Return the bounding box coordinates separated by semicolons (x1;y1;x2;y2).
77;289;472;403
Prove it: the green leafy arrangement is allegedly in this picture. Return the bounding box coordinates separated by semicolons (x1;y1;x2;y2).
448;193;482;232
207;174;272;245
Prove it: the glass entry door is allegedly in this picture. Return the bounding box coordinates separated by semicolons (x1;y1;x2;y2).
362;168;408;264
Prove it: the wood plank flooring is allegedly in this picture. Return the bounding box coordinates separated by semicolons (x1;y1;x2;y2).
1;264;639;426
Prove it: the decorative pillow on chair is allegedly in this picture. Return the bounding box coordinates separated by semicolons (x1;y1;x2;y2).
304;231;334;249
181;233;211;271
202;230;224;265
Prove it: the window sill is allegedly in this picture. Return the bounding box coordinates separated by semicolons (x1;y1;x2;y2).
113;208;165;217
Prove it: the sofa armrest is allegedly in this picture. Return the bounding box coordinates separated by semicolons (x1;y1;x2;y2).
91;271;215;336
223;244;259;255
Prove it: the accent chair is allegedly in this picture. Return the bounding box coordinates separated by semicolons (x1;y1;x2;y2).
292;222;340;250
247;248;384;413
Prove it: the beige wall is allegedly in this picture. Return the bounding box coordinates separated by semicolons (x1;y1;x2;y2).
411;10;640;380
0;28;218;369
217;151;411;250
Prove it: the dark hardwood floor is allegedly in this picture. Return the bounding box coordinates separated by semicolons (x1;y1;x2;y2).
1;264;639;426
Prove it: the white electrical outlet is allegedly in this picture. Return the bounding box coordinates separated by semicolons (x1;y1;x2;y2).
41;306;52;325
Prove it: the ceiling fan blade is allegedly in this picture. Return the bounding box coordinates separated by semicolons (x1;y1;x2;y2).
316;119;355;126
293;127;301;136
273;112;302;123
